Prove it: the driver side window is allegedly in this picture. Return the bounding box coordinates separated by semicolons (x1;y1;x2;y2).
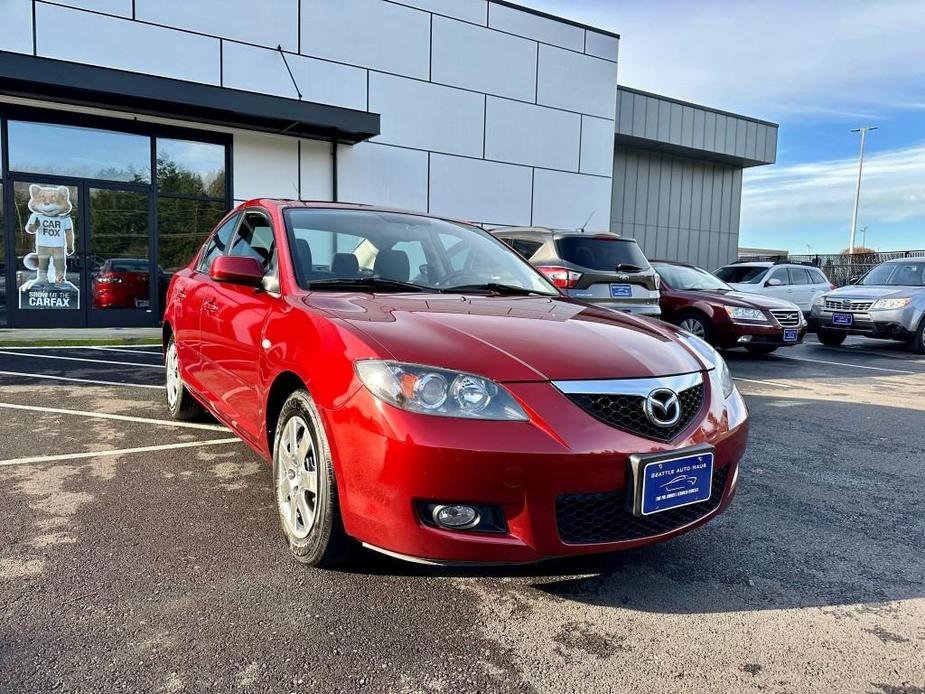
197;214;239;273
229;211;276;274
768;268;790;285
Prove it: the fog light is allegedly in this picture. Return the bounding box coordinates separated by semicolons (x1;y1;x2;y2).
433;504;479;529
737;335;753;343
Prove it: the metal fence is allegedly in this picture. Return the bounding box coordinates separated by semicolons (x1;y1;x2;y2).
737;250;925;287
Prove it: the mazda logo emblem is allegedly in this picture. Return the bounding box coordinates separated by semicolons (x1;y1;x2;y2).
644;388;681;428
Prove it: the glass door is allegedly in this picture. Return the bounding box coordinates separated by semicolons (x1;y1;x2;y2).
9;179;84;326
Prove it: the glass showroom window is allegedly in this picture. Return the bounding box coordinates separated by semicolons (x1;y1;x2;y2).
156;138;228;275
0;182;6;327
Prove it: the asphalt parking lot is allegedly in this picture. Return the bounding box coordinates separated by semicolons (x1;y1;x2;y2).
0;338;923;694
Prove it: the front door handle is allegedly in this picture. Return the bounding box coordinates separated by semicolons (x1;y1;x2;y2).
203;299;218;314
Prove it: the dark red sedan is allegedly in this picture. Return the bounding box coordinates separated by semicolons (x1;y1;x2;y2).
162;201;748;567
652;260;807;354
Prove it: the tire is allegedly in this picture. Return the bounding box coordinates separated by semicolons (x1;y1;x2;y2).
164;336;205;421
745;345;779;355
676;311;714;344
911;318;925;355
816;329;847;347
272;389;355;567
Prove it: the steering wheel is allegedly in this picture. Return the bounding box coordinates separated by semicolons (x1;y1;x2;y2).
437;270;488;288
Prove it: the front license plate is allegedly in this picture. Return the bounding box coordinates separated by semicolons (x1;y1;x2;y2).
783;328;799;342
832;312;853;326
640;452;714;515
610;283;632;298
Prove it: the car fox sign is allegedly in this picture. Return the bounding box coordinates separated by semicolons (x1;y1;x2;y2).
18;184;80;310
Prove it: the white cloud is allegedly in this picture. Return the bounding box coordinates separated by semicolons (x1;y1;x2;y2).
741;143;925;235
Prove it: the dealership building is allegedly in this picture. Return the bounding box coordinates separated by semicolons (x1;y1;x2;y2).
0;0;777;329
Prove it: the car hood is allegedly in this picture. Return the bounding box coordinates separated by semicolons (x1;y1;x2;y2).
672;288;800;311
305;293;706;382
827;286;923;299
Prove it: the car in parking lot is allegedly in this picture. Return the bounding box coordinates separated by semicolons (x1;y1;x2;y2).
162;200;748;567
652;260;807;354
491;227;661;317
715;260;833;314
811;258;925;353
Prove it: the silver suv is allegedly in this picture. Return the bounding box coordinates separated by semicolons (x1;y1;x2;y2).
810;258;925;353
492;228;660;317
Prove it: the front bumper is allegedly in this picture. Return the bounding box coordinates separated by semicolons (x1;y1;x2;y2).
714;321;807;348
324;377;748;563
811;305;919;339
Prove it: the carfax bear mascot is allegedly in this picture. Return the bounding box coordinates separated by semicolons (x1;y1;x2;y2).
24;184;75;286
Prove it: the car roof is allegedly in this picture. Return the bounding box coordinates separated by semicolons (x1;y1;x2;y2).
649;259;699;268
490;226;627;240
241;198;478;227
724;261;772;268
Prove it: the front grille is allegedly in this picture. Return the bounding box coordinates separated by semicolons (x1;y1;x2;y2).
770;309;801;327
825;298;873;312
556;465;730;544
565;383;704;442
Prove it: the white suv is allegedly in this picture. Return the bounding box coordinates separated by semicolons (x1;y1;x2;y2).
714;261;833;315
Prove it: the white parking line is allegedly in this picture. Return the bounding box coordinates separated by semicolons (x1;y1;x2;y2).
0;438;241;468
0;351;164;369
734;377;793;389
772;354;915;374
0;402;226;432
89;346;163;357
0;343;160;350
0;370;162;389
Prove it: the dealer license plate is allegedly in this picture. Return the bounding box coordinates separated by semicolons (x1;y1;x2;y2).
610;284;632;298
783;329;799;342
832;313;853;326
640;451;714;516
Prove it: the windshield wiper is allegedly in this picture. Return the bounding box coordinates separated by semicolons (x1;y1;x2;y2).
614;263;643;272
441;283;550;296
309;277;431;293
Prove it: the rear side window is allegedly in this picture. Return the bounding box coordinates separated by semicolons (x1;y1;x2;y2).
811;269;829;284
229;211;276;272
197;214;238;273
715;265;767;283
506;238;543;260
788;267;812;285
555;237;650;271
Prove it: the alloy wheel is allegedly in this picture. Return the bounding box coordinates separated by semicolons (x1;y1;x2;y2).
165;341;181;409
680;317;707;338
276;416;319;540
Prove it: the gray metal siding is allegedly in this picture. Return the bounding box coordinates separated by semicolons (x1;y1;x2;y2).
611;146;743;269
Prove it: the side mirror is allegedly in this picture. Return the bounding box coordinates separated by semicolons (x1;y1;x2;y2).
848;275;860;285
766;278;782;287
209;255;265;287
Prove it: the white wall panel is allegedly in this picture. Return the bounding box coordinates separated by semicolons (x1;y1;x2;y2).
484;97;580;171
52;0;132;17
429;154;532;225
532;170;611;231
35;4;220;84
395;0;487;24
537;45;617;119
233;132;300;201
336;143;428;212
301;0;430;79
585;31;619;62
579;115;615;177
488;3;583;52
0;0;33;54
300;139;334;200
369;73;484;157
222;42;367;111
135;0;298;50
431;17;536;102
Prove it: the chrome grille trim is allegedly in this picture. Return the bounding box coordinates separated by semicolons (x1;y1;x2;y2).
825;298;874;312
553;371;704;397
770;309;801;327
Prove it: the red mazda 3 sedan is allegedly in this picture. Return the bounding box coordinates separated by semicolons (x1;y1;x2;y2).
162;200;748;567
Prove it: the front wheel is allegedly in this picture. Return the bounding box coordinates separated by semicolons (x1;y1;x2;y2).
677;312;714;344
745;345;779;355
273;389;355;567
817;329;847;347
911;319;925;355
165;336;204;421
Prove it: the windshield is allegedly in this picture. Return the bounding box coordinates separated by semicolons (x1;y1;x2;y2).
284;208;557;295
860;261;925;287
714;265;768;284
554;236;650;271
654;263;732;291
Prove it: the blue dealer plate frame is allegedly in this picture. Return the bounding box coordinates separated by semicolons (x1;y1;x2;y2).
636;450;714;516
783;328;799;342
610;284;632;298
832;312;853;326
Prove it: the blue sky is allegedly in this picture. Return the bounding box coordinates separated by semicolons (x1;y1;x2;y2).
522;0;925;253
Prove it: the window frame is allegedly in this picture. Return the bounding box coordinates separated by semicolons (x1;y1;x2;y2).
226;208;277;276
196;212;240;274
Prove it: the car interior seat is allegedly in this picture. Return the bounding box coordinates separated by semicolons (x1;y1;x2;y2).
373;249;410;282
332;253;360;278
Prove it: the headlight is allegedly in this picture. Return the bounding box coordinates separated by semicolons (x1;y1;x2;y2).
724;306;768;322
355;360;529;421
680;333;734;399
813;294;826;306
870;297;911;310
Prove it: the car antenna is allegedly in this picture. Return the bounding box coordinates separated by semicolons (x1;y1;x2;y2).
577;210;595;233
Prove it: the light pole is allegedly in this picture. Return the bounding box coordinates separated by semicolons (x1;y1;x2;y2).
848;126;877;254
